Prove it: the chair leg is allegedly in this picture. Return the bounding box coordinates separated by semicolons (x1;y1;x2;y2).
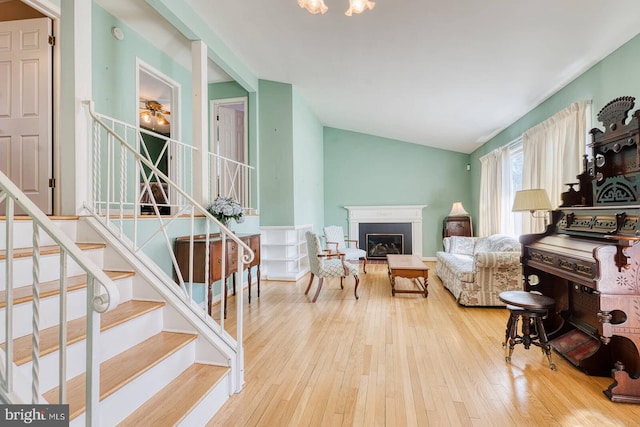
506;313;520;363
362;257;367;273
305;273;316;295
312;278;324;302
535;317;556;370
340;277;344;289
353;274;360;299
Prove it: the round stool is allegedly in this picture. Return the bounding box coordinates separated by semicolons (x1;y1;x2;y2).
498;290;556;370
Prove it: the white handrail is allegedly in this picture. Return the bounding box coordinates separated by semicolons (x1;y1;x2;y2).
83;101;252;393
0;174;120;311
0;169;120;413
85;101;252;262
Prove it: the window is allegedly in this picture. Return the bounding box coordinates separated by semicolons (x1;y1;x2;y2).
502;140;523;237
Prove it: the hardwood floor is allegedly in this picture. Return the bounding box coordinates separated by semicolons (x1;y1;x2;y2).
212;262;640;426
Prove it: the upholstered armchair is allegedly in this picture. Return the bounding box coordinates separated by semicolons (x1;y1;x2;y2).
305;231;360;302
323;225;367;273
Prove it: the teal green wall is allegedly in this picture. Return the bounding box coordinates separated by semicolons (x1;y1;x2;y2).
209;81;247;100
292;88;324;231
92;3;193;143
470;33;640;222
324;128;471;257
258;80;295;225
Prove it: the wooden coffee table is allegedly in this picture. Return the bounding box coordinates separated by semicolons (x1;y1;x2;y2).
386;254;429;297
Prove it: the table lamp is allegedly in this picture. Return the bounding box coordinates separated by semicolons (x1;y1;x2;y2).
512;189;552;224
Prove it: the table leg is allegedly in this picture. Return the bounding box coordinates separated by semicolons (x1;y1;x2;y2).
391;274;396;296
422;274;429;297
248;266;252;304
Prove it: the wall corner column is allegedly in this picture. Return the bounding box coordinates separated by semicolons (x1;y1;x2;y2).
192;40;209;205
60;0;91;215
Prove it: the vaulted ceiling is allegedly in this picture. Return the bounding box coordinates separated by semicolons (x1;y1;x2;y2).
98;0;640;153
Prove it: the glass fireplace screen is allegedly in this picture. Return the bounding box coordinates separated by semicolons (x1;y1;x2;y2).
366;233;404;259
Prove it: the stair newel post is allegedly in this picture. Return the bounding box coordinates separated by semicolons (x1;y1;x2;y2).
85;274;101;427
31;221;41;403
58;249;68;404
235;244;245;391
4;198;14;393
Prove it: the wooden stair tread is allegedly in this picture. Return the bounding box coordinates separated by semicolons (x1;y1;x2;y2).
0;270;135;309
0;243;106;260
118;363;230;426
4;300;165;365
0;216;80;220
43;332;197;420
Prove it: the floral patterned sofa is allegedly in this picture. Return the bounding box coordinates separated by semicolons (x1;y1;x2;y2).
435;235;522;306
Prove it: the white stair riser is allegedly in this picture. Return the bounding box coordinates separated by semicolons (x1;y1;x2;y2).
0;248;105;290
19;307;164;393
0;220;78;250
0;288;89;342
70;340;197;427
2;216;235;423
178;373;230;427
0;277;133;341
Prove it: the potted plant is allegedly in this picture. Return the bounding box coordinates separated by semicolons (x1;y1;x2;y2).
206;196;245;228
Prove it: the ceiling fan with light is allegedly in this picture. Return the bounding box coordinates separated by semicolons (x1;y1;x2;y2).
139;99;171;129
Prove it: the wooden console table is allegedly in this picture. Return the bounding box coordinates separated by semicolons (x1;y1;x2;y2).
386;254;429;297
173;233;260;316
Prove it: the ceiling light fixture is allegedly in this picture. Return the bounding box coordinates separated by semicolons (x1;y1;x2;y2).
139;99;171;131
297;0;375;16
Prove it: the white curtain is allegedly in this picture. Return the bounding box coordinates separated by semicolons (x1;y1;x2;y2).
479;148;506;237
522;100;591;233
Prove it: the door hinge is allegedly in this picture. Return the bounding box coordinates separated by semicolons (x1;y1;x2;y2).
216;115;219;121
48;178;55;188
48;35;55;46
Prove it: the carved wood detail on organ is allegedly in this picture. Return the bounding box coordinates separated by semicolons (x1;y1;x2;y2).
526;95;640;404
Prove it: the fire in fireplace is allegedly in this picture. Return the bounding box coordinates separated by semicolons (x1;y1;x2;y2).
358;222;412;259
366;233;404;259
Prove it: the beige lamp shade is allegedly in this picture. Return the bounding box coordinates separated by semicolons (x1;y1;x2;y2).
448;202;469;216
512;189;552;213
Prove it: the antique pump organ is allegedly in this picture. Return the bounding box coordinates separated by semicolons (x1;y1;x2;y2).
520;96;640;403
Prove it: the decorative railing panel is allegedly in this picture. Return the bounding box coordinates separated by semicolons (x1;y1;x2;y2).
0;171;120;421
84;101;252;393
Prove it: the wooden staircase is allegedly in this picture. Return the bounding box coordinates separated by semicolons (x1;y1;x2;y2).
0;217;233;426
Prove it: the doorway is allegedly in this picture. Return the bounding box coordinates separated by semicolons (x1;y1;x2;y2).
0;1;54;215
136;61;180;215
210;97;247;204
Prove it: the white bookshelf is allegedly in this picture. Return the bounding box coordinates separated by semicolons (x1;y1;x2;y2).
260;224;313;281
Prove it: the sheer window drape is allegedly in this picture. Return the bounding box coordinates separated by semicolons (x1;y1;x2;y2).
521;100;590;233
479;149;507;237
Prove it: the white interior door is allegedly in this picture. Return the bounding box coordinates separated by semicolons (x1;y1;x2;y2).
213;101;245;202
0;17;53;214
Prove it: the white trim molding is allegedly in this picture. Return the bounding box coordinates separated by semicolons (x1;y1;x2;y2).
344;205;427;258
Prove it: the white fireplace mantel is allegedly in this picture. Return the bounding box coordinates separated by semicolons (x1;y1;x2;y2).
344;205;427;258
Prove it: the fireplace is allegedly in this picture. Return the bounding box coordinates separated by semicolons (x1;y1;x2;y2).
366;234;403;258
345;205;426;258
359;222;412;259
